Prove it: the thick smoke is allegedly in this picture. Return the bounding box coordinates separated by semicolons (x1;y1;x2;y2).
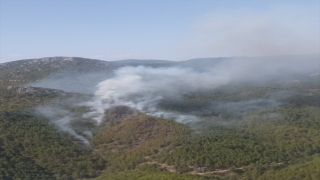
83;55;319;124
83;66;227;123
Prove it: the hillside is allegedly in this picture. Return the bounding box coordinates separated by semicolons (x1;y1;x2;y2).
0;55;319;179
0;57;111;86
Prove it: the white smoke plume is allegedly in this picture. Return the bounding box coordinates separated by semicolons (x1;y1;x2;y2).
84;55;319;124
36;104;90;145
83;66;228;123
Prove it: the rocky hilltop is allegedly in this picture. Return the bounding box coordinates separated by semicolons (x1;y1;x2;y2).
0;56;109;68
7;86;68;96
0;57;111;86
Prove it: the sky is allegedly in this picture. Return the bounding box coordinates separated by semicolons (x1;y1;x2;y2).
0;0;319;63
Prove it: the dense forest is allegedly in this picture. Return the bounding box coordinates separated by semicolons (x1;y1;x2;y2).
0;57;319;179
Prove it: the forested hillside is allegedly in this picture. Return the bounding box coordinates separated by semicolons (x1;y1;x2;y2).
0;56;319;179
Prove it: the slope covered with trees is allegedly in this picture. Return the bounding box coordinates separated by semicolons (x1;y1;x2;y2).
0;57;319;179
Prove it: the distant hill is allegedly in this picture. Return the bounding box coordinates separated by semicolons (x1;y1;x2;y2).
1;54;318;92
110;59;176;68
177;57;229;71
0;57;111;86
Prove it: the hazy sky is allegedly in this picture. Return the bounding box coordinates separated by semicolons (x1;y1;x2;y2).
0;0;319;63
